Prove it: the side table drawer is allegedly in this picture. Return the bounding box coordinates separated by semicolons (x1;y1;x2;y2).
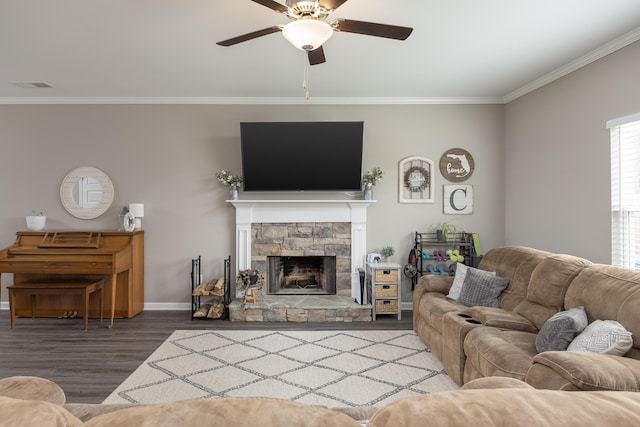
376;299;398;313
375;269;398;283
375;284;397;297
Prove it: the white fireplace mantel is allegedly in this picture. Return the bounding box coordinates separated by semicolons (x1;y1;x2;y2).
229;199;375;301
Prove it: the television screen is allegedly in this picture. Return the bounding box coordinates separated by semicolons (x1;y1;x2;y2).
240;121;364;192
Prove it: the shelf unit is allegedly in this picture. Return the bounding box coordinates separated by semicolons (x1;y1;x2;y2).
412;232;474;289
191;255;231;320
366;262;401;320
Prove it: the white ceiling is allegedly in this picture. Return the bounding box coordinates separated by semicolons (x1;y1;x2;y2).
1;0;640;104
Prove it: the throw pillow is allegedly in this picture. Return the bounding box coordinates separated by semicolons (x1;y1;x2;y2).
446;264;496;301
457;268;510;308
567;319;633;356
535;306;588;353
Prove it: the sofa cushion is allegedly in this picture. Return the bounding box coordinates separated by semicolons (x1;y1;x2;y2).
463;327;538;381
83;397;363;427
0;396;83;427
568;320;633;356
447;264;495;301
458;269;509;308
513;254;592;330
367;389;640;427
0;376;66;405
535;306;588;353
564;265;640;354
476;246;550;311
530;351;640;391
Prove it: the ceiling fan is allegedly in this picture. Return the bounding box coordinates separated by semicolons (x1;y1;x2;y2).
216;0;413;65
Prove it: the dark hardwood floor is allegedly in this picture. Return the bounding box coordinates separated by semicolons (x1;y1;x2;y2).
0;310;413;403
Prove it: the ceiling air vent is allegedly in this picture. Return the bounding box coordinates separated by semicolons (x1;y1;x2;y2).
11;81;55;89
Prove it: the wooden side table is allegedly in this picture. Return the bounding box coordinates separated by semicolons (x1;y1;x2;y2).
366;262;401;320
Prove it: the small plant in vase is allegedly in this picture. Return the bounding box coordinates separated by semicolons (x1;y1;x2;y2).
362;166;383;200
216;170;243;200
381;246;394;262
433;221;459;243
26;210;46;231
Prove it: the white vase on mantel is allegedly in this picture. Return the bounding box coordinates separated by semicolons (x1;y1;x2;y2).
229;186;239;200
363;183;373;200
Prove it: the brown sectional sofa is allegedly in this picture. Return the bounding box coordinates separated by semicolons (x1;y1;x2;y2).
4;375;640;426
413;246;640;390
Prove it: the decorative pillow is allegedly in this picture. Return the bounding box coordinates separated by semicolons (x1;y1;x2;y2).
457;268;510;308
446;264;495;301
567;320;633;356
535;306;588;353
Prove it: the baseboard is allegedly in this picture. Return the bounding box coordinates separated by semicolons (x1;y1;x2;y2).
0;301;413;311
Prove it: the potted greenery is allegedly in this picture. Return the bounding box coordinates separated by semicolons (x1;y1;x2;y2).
433;221;458;243
381;246;395;262
361;167;383;200
215;170;243;200
26;210;46;231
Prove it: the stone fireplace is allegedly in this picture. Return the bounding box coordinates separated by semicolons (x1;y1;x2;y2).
267;255;336;295
229;199;374;302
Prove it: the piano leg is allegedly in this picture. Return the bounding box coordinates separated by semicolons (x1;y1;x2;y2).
109;273;117;328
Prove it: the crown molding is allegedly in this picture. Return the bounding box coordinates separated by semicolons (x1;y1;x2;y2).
503;26;640;103
0;96;504;105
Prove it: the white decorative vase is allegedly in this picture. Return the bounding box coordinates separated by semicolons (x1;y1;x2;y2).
363;183;373;200
229;186;239;200
26;215;46;231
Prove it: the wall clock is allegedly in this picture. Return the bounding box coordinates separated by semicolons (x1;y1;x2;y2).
399;156;434;203
439;148;475;182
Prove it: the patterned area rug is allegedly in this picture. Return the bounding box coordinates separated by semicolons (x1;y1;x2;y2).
103;330;458;407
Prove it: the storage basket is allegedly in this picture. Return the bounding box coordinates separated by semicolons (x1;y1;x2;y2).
375;284;397;298
375;269;398;283
376;299;398;313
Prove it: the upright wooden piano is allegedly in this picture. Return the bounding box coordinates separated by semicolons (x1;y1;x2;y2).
0;230;144;323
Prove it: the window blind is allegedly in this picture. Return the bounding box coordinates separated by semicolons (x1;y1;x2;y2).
610;114;640;270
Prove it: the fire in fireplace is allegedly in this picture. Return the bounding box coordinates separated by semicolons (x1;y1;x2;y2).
267;256;337;295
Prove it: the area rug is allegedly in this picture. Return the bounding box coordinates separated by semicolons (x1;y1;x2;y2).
103;330;458;408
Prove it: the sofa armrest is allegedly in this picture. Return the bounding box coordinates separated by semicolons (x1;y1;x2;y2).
415;274;455;295
467;307;538;333
529;351;640;391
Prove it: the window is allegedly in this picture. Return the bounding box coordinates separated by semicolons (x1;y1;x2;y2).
609;113;640;270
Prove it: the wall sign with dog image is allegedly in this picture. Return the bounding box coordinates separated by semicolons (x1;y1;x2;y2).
439;148;475;182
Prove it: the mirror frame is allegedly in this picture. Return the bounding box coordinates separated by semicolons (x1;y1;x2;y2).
60;166;115;219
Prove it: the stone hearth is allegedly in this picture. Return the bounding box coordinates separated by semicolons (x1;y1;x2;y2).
228;295;372;322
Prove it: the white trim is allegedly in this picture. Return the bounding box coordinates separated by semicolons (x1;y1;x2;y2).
0;96;504;106
504;26;640;103
607;112;640;129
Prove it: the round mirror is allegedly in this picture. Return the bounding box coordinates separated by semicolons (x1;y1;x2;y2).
60;166;114;219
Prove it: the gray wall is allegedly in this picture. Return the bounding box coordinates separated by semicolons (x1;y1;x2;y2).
0;104;505;307
504;40;640;263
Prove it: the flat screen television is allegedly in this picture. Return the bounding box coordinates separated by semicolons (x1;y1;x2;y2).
240;121;364;192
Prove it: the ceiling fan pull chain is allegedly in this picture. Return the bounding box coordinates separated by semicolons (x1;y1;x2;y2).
303;51;311;100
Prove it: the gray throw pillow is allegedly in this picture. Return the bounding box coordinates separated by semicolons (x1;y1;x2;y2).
447;264;496;301
567;320;633;356
535;306;588;353
457;268;510;308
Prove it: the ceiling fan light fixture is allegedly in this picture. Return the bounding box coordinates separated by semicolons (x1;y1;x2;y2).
282;19;332;51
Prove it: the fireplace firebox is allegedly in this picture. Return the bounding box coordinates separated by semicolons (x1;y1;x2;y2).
267;256;336;295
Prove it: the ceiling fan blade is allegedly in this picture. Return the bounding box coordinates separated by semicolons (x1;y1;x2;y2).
216;26;283;46
308;46;326;65
331;19;413;40
250;0;289;13
319;0;349;11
